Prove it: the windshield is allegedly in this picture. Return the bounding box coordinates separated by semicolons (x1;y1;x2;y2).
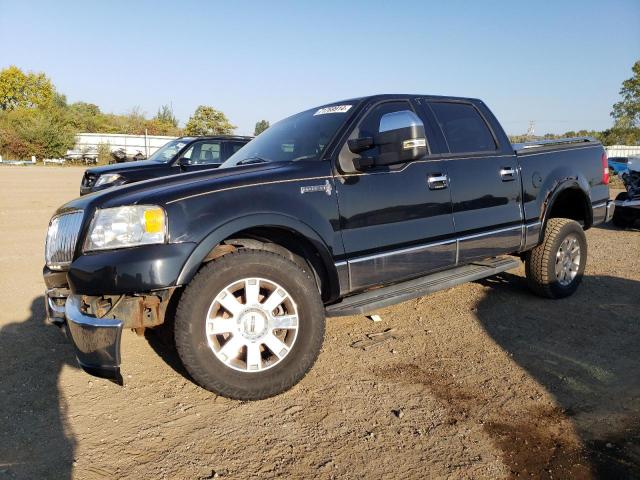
148;138;195;163
221;103;358;168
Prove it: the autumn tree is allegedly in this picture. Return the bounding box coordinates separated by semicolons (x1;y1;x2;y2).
0;107;75;158
184;105;235;135
254;119;270;136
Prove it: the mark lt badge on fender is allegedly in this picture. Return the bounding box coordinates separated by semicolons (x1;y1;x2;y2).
300;180;332;196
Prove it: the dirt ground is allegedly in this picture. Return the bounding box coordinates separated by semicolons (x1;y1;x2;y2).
0;166;638;480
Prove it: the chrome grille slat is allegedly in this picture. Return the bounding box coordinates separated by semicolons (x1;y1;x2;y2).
45;211;83;269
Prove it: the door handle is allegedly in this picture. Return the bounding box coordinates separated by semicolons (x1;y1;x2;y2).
427;174;448;190
500;167;516;181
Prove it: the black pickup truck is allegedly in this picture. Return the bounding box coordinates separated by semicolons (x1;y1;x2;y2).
79;135;252;195
44;94;614;400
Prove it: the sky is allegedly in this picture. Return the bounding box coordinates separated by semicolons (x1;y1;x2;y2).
1;0;639;136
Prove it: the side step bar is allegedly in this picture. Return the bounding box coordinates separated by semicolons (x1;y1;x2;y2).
325;256;520;317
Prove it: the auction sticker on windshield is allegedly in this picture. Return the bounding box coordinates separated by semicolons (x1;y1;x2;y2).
314;105;352;115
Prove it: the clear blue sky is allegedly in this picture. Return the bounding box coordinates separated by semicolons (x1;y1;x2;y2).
1;0;638;135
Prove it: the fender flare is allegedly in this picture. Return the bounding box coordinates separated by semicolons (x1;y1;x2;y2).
539;177;592;238
175;213;340;294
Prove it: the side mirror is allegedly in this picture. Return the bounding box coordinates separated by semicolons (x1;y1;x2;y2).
350;125;427;171
177;157;190;168
373;124;427;166
347;136;374;154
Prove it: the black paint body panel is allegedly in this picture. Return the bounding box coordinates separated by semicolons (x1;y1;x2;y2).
47;94;609;303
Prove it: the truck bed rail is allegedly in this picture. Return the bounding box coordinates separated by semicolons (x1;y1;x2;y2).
514;136;600;155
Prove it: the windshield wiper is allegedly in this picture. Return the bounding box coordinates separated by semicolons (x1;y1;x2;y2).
237;155;270;165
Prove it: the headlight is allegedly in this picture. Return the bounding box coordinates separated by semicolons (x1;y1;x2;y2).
84;205;166;251
94;173;122;188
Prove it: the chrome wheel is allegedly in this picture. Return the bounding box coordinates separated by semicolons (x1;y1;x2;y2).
555;234;581;286
205;277;299;372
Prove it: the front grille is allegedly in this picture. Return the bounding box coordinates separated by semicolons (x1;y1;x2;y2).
45;211;84;269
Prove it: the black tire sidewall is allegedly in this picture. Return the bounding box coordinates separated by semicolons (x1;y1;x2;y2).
175;250;324;398
545;222;587;298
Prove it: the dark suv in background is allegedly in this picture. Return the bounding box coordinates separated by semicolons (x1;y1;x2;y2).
80;135;252;195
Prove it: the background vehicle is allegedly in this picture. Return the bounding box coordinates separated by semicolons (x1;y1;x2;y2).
109;148;146;164
64;147;98;165
44;94;613;400
80;135;252;195
613;156;640;228
608;156;630;175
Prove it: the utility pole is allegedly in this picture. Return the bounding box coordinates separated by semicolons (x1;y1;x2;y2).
526;121;536;140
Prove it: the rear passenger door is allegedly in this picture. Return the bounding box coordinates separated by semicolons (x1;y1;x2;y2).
422;100;522;262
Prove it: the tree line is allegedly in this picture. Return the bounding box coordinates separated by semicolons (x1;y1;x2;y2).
1;61;637;160
0;66;271;159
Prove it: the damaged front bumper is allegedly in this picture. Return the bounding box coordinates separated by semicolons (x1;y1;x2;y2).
45;269;175;384
65;294;124;384
614;196;640;210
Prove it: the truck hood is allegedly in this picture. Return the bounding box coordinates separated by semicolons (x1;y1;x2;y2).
86;159;164;176
58;162;284;214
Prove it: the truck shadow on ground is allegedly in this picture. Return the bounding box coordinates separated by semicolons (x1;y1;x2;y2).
475;273;640;479
0;296;77;480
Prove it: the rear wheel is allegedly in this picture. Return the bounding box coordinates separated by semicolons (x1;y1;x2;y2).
525;218;587;299
174;249;325;400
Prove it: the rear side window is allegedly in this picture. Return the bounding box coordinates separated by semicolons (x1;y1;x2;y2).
429;102;497;154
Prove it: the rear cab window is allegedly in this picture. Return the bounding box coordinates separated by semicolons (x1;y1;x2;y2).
428;102;497;154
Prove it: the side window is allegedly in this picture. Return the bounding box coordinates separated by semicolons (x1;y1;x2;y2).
338;101;426;172
231;142;246;154
428;102;497;154
184;142;222;165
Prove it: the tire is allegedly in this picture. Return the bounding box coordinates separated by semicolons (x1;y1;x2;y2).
174;249;325;400
525;218;587;299
612;192;633;228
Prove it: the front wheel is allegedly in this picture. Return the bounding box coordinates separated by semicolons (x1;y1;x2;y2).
525;218;587;299
174;249;325;400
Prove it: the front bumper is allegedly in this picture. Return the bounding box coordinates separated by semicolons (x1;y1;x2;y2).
65;294;124;384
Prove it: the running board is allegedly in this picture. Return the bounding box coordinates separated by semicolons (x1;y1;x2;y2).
325;256;520;317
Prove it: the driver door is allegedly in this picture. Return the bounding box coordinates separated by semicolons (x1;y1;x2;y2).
334;100;456;292
178;140;223;172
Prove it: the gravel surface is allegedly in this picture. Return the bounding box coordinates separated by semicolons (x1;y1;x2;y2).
0;166;638;479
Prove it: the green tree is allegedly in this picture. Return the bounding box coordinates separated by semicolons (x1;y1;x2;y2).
154;104;178;127
67;102;104;132
612;60;640;128
184;105;235;135
0;65;55;111
254;119;270;136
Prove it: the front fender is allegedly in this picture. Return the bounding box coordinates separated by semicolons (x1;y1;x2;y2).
175;213;338;289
